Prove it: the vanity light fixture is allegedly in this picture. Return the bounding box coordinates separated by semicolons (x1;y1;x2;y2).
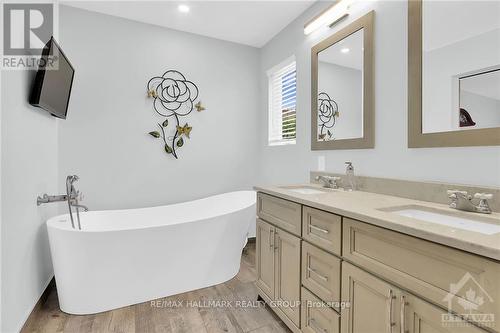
304;0;352;35
341;47;350;53
178;4;190;13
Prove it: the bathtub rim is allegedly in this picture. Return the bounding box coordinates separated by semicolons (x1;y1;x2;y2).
47;190;256;233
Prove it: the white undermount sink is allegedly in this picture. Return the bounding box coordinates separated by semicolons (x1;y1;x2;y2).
289;188;326;195
281;186;329;195
391;207;500;235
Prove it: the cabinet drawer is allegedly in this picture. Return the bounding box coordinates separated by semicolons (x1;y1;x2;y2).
302;206;342;255
302;287;340;333
343;218;500;326
257;193;302;236
302;241;341;308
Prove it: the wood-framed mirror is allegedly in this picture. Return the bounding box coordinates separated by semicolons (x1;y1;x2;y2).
311;11;374;150
408;0;500;147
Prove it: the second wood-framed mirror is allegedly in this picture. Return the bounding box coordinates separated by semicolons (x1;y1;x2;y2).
408;0;500;147
311;11;374;150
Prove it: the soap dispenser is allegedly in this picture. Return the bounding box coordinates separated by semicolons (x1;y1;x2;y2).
345;161;356;191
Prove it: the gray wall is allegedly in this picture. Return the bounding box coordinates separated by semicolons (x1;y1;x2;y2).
258;0;500;187
58;6;260;210
1;70;59;332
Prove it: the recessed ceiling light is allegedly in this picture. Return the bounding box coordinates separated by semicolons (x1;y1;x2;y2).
341;48;350;53
178;4;190;13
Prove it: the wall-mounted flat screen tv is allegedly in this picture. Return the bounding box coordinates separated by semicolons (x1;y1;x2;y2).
29;37;75;119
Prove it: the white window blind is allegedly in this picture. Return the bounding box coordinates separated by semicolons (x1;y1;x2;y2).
268;58;296;145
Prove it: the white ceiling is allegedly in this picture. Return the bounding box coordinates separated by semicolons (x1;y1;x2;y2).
61;1;315;47
423;0;500;51
318;28;363;70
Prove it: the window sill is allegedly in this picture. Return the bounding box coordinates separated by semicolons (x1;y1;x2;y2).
268;140;296;146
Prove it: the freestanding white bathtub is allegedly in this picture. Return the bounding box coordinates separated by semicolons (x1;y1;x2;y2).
47;191;256;314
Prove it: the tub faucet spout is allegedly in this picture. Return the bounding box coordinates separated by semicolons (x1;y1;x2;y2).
72;204;89;212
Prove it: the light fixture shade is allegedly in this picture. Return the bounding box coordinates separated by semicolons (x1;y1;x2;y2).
304;0;352;35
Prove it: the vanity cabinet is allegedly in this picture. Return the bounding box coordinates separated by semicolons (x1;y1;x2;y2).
255;192;495;333
256;218;301;330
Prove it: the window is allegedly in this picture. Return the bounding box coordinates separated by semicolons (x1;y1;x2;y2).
268;57;296;145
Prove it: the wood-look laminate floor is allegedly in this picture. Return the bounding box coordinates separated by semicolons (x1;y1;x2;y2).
22;242;290;333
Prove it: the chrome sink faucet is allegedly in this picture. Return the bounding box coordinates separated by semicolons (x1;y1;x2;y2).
447;190;492;214
315;175;341;189
37;175;88;229
344;161;356;191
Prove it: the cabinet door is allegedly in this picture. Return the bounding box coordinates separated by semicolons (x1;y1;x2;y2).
274;228;301;327
403;293;487;333
341;262;400;333
256;219;275;299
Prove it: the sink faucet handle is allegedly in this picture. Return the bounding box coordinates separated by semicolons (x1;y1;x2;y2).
315;175;341;189
474;193;493;200
474;193;493;214
447;189;468;197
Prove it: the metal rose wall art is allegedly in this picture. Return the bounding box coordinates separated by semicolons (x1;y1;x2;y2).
318;92;339;141
146;70;205;159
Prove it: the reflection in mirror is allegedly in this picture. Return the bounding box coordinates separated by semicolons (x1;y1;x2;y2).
422;0;500;133
317;28;364;141
459;69;500;130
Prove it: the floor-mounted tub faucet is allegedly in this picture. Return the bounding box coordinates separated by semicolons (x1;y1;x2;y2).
37;175;88;229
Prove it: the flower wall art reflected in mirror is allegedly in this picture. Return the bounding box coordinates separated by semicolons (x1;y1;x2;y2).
146;70;205;159
318;92;339;141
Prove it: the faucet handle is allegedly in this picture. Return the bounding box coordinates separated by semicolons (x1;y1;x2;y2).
474;193;493;200
315;175;341;188
447;189;467;197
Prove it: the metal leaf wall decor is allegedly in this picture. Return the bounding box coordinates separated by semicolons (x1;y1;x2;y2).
146;70;205;159
318;92;339;141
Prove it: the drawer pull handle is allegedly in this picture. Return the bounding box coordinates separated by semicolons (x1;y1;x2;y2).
307;267;328;281
309;224;329;234
309;318;328;333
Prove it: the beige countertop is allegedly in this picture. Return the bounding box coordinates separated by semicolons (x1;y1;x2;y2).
254;184;500;261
